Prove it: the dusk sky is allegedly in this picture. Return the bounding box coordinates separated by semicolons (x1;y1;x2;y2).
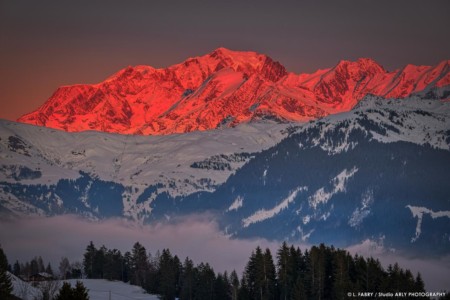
1;0;449;121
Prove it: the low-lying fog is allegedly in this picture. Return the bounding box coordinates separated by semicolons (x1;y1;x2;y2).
1;215;448;292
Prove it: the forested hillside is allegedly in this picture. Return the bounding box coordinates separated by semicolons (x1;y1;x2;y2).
79;242;428;299
3;242;446;299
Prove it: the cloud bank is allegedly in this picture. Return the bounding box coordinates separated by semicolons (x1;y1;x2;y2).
0;215;278;275
1;215;448;292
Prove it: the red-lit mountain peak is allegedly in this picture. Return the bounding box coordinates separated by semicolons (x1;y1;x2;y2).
209;47;265;70
308;58;386;109
329;58;385;81
208;47;287;82
17;49;449;135
166;47;286;90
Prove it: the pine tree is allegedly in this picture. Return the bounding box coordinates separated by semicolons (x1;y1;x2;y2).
238;276;251;300
403;269;416;293
215;272;231;300
321;244;334;300
0;246;13;299
195;262;216;300
366;257;384;292
23;261;31;278
288;246;301;286
332;250;352;300
173;255;182;297
262;248;277;300
291;276;307;300
56;282;73;300
30;257;39;275
277;242;291;300
13;260;20;276
309;245;326;300
294;246;308;298
302;249;313;298
222;271;231;298
414;272;425;293
243;246;276;300
45;263;54;276
70;261;83;279
386;263;402;292
83;241;97;279
354;255;368;291
122;251;132;283
180;257;195;300
73;281;89;300
158;248;178;300
56;281;89;300
145;251;158;293
244;248;259;299
104;249;123;280
37;256;45;273
131;242;149;287
94;246;107;279
229;270;240;300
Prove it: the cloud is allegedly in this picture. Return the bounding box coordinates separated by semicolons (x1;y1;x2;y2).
1;215;448;292
0;214;278;276
346;238;450;293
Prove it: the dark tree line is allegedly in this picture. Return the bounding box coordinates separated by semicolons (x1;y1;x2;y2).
268;242;426;300
10;255;83;281
0;246;14;299
81;241;432;300
0;242;438;300
82;241;229;299
1;244;89;300
11;256;54;278
56;281;89;300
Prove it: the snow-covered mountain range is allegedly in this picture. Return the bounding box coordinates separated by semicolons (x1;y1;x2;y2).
0;120;289;220
2;93;450;255
206;96;450;255
17;48;450;135
2;48;450;255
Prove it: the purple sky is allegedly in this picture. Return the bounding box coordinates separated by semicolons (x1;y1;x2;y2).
1;0;449;120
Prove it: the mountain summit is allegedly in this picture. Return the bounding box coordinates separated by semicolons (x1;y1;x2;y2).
17;48;450;135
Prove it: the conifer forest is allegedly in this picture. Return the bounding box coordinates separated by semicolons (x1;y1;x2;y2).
1;242;437;299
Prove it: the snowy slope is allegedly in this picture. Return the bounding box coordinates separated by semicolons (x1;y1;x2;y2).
291;94;450;155
0;120;289;220
10;272;42;300
9;274;159;300
2;95;450;255
204;96;450;255
64;279;159;300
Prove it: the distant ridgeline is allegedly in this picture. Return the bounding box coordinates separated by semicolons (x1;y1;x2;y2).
17;48;450;135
